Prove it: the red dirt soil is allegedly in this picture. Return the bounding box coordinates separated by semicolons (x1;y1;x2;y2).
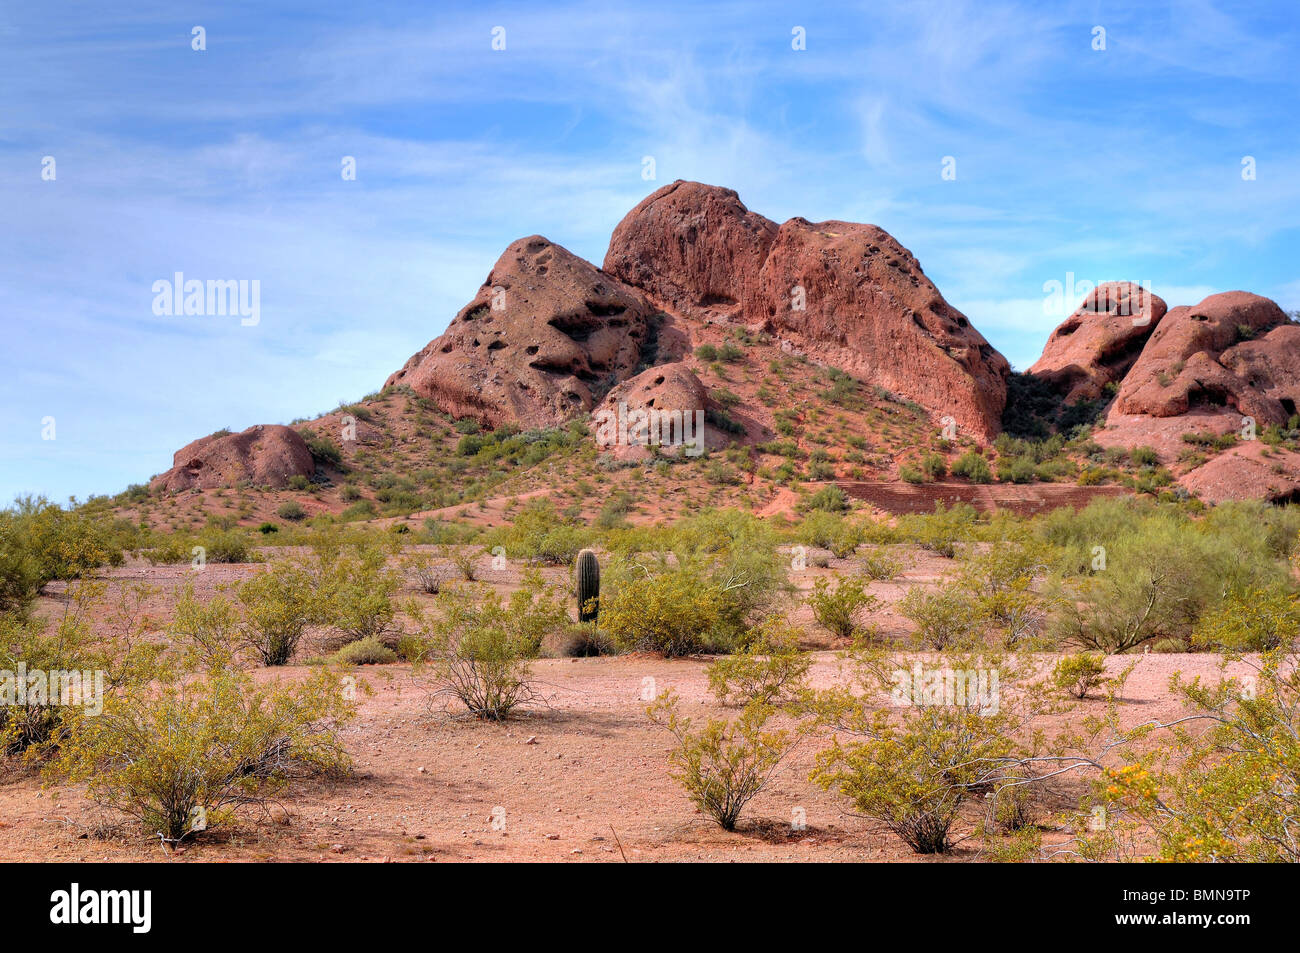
0;553;1243;864
835;481;1133;516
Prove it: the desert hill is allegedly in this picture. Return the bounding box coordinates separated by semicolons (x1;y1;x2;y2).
135;182;1300;531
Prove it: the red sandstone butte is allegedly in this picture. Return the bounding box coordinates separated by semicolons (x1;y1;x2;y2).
605;182;1010;441
385;236;654;428
1110;291;1288;422
603;181;778;323
1029;282;1168;403
745;216;1010;441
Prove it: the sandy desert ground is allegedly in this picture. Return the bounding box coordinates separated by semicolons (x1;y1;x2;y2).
0;552;1253;863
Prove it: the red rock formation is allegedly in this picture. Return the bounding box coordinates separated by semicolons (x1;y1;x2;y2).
594;362;713;461
1218;324;1300;422
1077;290;1300;502
745;217;1009;441
385;236;654;428
151;424;314;492
605;183;1010;441
1029;283;1167;403
603;181;777;322
600;361;708;417
1111;292;1288;422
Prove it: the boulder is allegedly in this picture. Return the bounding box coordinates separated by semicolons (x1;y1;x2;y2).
594;362;713;460
151;424;314;492
1029;282;1167;403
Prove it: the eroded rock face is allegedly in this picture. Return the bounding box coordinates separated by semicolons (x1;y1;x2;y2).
595;362;714;460
151;424;314;492
605;183;1010;441
1076;290;1300;502
385;236;654;428
603;181;778;322
1218;324;1300;423
600;361;708;416
1111;292;1289;422
1029;283;1168;403
746;217;1010;441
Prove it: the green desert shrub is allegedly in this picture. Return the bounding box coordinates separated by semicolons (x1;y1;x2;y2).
0;498;125;614
602;510;786;656
314;541;402;648
899;465;925;484
0;524;42;618
331;636;398;665
803;485;851;514
341;500;376;521
601;560;738;656
811;651;1028;854
1129;445;1159;467
298;430;343;467
706;618;811;708
951;450;992;484
2;585;112;755
1046;503;1287;653
53;668;354;842
997;456;1037;484
1052;652;1109;699
807;576;877;639
920;452;947;481
648;692;799;831
410;574;568;720
234;562;321;665
898;586;979;650
1094;640;1300;862
896;503;978;558
486;499;589;565
1193;583;1300;652
796;510;861;557
197;528;252;564
277;501;307;522
955;542;1050;648
858;547;904;581
169;583;242;669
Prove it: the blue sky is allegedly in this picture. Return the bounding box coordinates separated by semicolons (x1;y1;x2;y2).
2;0;1298;502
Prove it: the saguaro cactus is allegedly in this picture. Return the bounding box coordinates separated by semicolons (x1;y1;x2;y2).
576;549;600;622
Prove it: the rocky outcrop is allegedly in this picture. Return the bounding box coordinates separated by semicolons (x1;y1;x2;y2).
151;425;314;492
1029;282;1167;403
1110;292;1289;423
603;181;777;322
743;217;1010;441
600;361;708;417
1217;324;1300;423
1065;289;1300;503
594;362;714;460
605;182;1011;441
385;236;654;428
